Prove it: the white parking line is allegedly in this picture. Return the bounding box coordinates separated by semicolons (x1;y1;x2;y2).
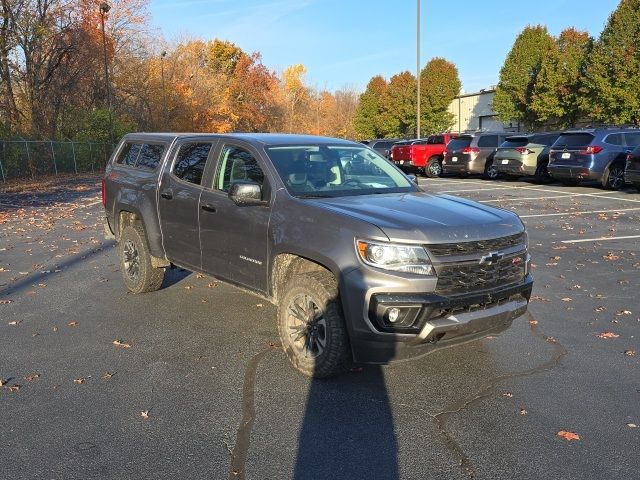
435;182;640;204
520;207;640;218
480;192;612;203
561;235;640;244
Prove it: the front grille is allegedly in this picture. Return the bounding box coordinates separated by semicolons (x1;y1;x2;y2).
427;233;525;257
436;254;526;295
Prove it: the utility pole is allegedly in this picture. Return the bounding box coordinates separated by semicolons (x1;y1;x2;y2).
416;0;421;139
160;51;167;127
99;2;114;146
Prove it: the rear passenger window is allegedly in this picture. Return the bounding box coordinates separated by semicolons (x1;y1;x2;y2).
477;135;498;148
117;143;141;166
624;132;640;147
605;134;624;146
137;144;165;170
173;143;212;185
215;145;264;192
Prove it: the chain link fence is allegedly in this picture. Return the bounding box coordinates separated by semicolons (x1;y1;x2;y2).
0;140;114;182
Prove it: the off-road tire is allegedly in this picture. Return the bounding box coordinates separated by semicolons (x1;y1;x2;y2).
425;157;443;178
602;163;625;190
277;271;350;378
118;224;165;294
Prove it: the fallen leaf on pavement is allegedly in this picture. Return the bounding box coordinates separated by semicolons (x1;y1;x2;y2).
597;332;619;339
520;408;528;416
557;430;580;441
529;319;538;325
67;321;78;327
8;320;20;326
7;385;21;392
624;350;636;356
73;378;85;384
207;282;217;288
594;306;606;312
101;372;115;379
24;374;40;381
627;423;637;428
0;299;12;304
603;253;619;261
501;392;513;398
140;410;150;419
616;310;632;316
0;379;7;386
561;297;572;302
256;303;263;308
113;339;131;348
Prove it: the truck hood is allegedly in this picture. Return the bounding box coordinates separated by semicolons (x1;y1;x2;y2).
314;192;523;243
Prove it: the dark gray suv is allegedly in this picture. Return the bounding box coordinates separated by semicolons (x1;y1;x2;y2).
548;127;640;189
442;132;510;179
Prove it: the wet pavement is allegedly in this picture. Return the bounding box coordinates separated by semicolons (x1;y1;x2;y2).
1;174;638;479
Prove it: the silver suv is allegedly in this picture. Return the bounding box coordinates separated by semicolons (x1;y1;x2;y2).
442;132;510;179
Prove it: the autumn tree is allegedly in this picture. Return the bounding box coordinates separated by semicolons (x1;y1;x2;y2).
580;0;640;125
529;28;592;129
282;64;311;133
353;75;388;139
419;57;460;135
493;25;555;128
383;71;417;138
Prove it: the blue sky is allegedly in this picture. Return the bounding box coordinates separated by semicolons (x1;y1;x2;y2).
149;0;620;93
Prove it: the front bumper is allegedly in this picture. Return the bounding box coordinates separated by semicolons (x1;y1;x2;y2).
341;267;533;364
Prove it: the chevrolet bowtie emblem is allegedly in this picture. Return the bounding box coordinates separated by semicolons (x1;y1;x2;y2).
479;252;504;265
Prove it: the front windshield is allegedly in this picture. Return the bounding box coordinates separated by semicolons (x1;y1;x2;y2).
265;144;414;197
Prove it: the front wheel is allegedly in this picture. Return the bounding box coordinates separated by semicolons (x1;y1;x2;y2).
425;157;443;178
602;163;625;190
118;224;165;294
277;271;350;378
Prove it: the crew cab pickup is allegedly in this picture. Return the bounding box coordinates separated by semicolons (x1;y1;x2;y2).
103;133;533;378
391;133;458;178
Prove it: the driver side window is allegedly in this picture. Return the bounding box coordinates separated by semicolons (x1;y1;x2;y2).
215;145;265;192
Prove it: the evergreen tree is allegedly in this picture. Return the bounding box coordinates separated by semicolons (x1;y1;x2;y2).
580;0;640;125
493;25;555;127
419;57;460;135
353;76;388;139
530;28;593;129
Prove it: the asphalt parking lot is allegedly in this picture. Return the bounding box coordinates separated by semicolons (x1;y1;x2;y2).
1;174;638;480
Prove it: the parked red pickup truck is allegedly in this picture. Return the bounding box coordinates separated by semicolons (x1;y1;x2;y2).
391;133;458;177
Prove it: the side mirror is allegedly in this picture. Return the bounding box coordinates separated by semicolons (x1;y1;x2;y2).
228;181;268;206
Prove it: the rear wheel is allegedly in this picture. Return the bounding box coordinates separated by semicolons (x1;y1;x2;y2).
602;163;625;190
118;224;165;294
425;157;443;178
534;162;551;183
484;161;499;180
277;271;350;378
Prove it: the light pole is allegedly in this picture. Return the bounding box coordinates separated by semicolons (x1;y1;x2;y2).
416;0;421;139
99;2;114;146
160;51;167;127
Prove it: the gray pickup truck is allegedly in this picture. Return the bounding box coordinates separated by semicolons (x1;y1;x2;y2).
103;133;533;377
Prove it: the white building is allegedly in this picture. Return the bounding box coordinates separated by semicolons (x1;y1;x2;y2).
447;88;521;133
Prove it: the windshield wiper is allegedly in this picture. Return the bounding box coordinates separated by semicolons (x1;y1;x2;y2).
297;193;334;198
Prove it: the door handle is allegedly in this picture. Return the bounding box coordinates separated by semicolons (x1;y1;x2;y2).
201;204;217;213
160;190;173;200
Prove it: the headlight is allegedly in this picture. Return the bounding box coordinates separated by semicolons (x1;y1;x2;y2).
356;240;435;275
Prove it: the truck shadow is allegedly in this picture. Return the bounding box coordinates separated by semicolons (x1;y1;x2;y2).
293;365;399;480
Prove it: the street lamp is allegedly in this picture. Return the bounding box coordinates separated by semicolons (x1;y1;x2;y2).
99;2;114;145
416;0;421;139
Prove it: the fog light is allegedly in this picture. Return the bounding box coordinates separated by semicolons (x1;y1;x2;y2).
387;307;401;323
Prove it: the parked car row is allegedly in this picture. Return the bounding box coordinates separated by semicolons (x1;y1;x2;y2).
373;126;640;191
